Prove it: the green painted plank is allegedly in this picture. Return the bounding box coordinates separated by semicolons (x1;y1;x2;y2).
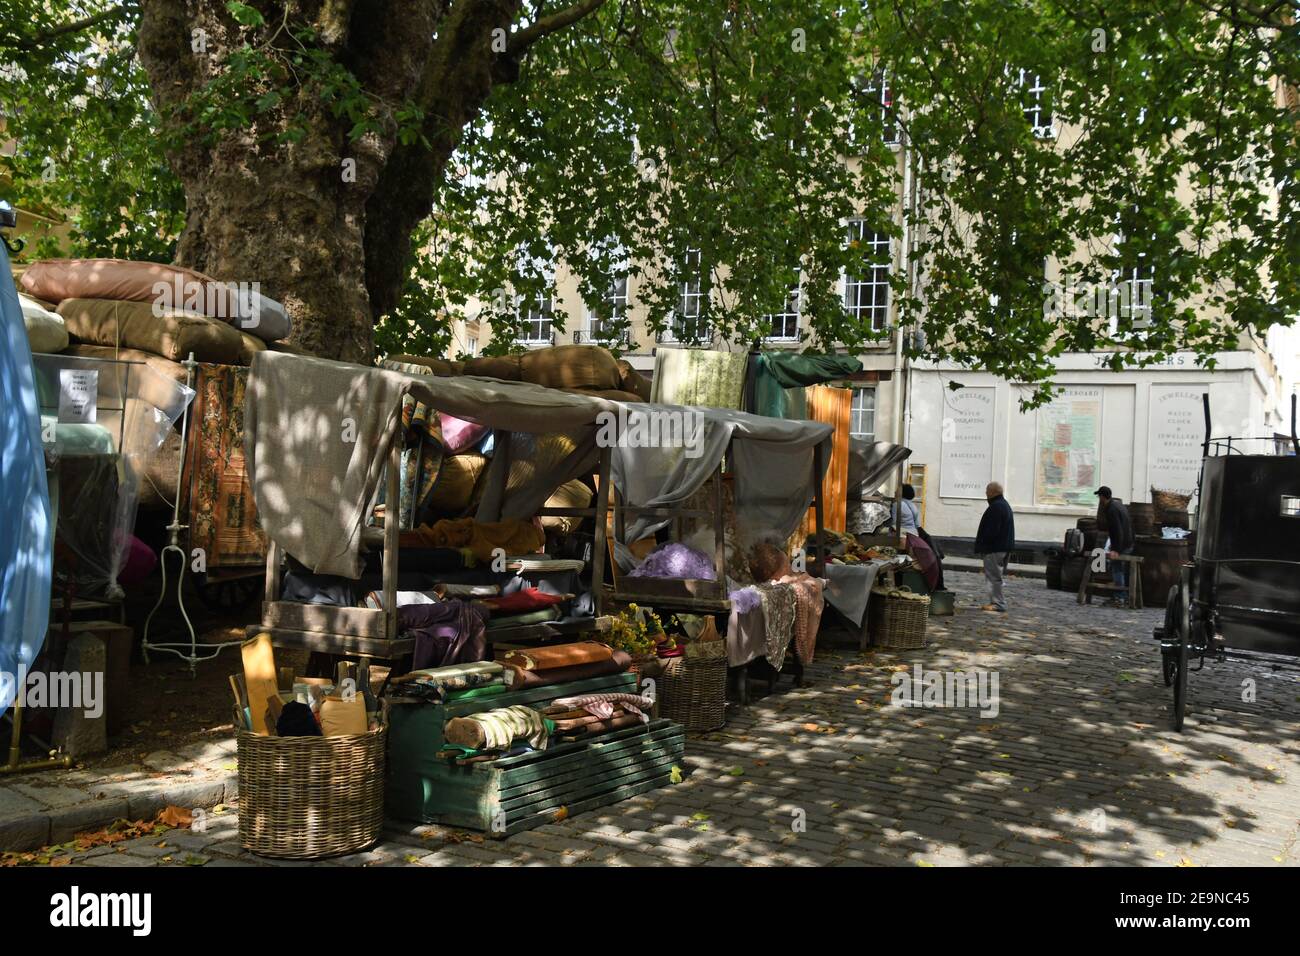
485;719;680;776
498;749;684;814
496;771;679;837
496;736;683;803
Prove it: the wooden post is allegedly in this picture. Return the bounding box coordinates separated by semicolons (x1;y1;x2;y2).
713;460;726;582
383;435;401;640
812;443;826;578
591;446;612;616
263;540;280;617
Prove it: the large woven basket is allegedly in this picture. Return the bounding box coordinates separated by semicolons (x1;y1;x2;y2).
1151;488;1192;522
868;588;930;649
238;726;386;859
657;654;726;732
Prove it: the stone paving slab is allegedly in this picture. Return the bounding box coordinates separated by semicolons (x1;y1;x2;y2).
6;573;1299;866
0;738;237;852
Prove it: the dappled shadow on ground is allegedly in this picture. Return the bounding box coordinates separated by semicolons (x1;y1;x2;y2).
624;571;1300;866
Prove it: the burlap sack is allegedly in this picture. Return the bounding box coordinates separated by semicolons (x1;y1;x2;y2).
539;479;593;532
390;353;464;377
426;453;490;514
617;360;652;401
22;258;214;306
62;343;190;383
238;330;267;365
57;298;246;364
464;354;523;380
23;258;292;342
519;344;621;391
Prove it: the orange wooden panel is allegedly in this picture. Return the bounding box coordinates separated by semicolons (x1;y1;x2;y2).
802;385;851;537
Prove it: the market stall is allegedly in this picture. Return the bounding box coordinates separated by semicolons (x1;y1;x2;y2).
242;351;626;668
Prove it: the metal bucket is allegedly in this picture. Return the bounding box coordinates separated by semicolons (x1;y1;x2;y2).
928;589;955;616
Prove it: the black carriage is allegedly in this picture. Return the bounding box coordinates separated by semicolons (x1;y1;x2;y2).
1157;394;1300;731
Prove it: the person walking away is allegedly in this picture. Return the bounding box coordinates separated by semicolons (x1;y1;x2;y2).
1095;486;1135;607
975;482;1015;612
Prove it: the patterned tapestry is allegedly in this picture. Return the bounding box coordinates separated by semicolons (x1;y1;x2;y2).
184;364;266;571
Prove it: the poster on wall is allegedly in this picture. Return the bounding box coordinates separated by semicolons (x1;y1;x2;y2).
1148;385;1206;498
939;386;996;498
1035;386;1102;507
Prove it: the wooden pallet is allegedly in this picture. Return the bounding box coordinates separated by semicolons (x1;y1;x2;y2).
386;672;685;836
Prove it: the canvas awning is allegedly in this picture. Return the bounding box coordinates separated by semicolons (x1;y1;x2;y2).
245;351;835;578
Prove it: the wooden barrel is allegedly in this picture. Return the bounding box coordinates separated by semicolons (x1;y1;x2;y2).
1129;502;1155;537
1045;554;1064;590
1136;535;1190;605
1060;554;1087;593
1076;517;1098;533
1161;508;1189;530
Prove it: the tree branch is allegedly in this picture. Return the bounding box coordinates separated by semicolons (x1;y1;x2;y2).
506;0;606;57
2;4;132;52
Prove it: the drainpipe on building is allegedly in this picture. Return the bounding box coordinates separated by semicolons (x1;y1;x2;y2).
890;133;917;526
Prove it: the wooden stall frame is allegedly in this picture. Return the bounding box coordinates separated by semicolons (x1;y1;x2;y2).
252;432;613;662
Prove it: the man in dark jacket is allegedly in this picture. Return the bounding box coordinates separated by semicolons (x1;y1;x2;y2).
1096;486;1135;606
974;482;1015;612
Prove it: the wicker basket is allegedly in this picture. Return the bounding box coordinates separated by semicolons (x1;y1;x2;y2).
238;726;386;859
1151;488;1192;522
868;588;930;649
657;654;726;732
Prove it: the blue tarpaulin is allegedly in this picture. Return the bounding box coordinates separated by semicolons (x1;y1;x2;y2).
0;239;53;718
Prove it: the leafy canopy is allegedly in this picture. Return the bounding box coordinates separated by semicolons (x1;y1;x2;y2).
2;0;1295;405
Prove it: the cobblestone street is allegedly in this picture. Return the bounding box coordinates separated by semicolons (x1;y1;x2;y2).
48;572;1300;867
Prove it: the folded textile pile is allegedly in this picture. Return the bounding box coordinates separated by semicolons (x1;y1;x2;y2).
478;587;568;614
389;660;504;701
445;705;551;751
400;517;544;562
400;599;491;670
498;641;633;689
543;692;654;737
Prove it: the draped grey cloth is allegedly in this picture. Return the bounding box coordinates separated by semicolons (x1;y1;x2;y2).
244;352;619;578
609;404;833;553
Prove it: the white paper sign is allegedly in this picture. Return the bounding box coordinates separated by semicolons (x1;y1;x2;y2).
58;368;98;424
940;386;996;498
1148;385;1206;497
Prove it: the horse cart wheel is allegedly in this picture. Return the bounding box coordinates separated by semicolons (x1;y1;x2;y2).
1170;572;1191;732
1161;586;1178;686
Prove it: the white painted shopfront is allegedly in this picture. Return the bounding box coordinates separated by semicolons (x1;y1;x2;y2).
905;351;1284;546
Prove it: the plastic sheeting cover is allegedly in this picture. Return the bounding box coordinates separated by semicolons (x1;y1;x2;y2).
0;240;54;717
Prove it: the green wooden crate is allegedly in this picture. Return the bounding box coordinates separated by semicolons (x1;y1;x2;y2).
386;672;686;836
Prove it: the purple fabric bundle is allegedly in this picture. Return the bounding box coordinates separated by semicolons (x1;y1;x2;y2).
400;599;490;670
628;542;717;581
728;586;762;614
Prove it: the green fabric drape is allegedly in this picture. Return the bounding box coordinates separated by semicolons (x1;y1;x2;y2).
751;352;863;419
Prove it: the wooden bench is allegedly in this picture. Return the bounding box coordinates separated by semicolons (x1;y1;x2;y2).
1077;553;1144;609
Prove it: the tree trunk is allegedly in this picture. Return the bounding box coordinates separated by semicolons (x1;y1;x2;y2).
135;0;523;362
